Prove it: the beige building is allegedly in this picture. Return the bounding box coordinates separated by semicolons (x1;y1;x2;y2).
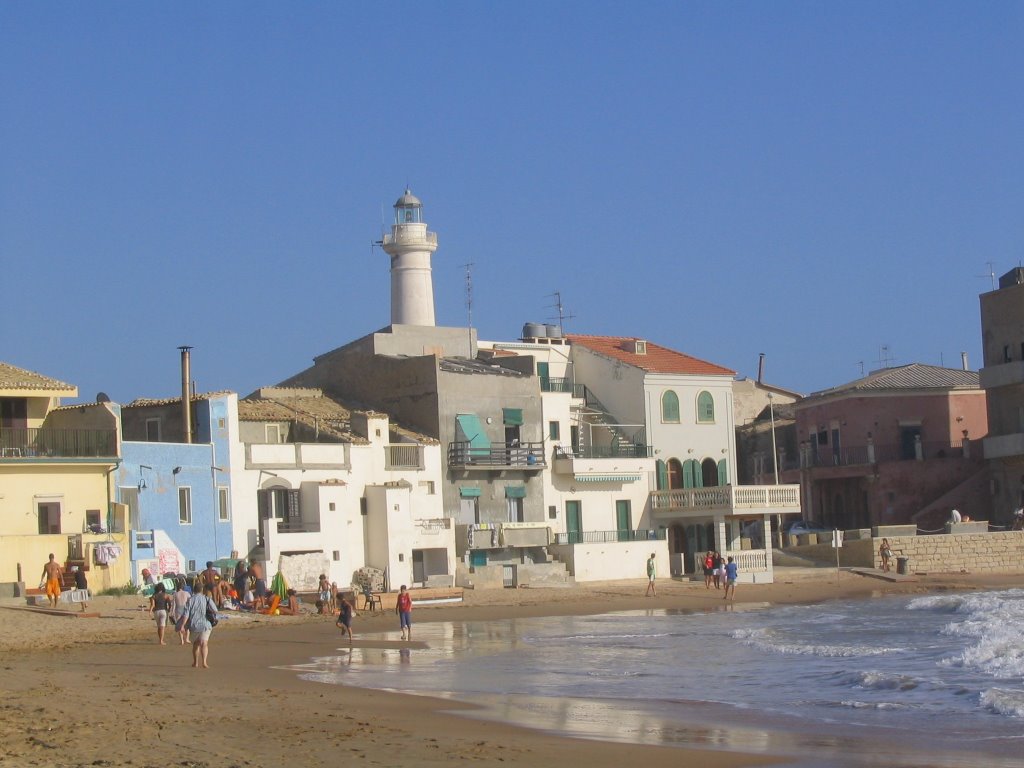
0;362;129;595
979;267;1024;525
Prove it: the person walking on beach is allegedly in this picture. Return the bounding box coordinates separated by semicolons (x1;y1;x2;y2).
171;578;191;645
645;553;657;597
879;538;894;572
723;556;738;600
396;585;413;641
40;553;63;608
184;582;217;669
336;591;356;645
71;565;88;612
703;551;715;589
149;583;172;644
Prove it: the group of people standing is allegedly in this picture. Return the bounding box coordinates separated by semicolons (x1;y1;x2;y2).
646;551;738;600
147;577;218;668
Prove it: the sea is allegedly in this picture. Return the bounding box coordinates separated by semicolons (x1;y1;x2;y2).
286;588;1024;767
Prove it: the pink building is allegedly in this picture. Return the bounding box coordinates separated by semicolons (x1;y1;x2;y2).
780;364;988;530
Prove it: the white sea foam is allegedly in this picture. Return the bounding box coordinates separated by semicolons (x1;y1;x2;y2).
730;627;893;658
838;700;908;711
980;688;1024;718
845;670;920;691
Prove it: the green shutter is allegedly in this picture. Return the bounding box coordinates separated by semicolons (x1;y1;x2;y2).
717;459;728;486
504;485;527;498
656;459;668;491
684;459;699;488
459;486;482;498
502;408;524;426
456;414;490;449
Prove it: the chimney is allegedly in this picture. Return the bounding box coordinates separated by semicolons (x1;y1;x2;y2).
757;353;766;384
961;351;969;371
179;346;193;444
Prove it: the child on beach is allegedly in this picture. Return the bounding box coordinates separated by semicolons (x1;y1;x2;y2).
723;557;738;600
396;585;413;641
336;592;356;645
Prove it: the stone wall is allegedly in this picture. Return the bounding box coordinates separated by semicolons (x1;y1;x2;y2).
787;531;1024;573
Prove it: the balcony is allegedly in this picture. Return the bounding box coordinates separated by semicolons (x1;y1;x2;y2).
800;440;966;468
457;521;551;550
552;444;652;480
540;377;584;396
651;484;801;517
447;441;546;470
0;427;118;460
980;361;1024;389
983;432;1024;460
385;444;425;470
554;528;666;545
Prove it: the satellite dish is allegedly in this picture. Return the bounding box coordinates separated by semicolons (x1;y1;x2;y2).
96;392;111;403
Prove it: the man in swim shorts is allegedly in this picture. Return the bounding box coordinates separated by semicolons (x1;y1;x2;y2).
41;553;63;608
336;591;356;645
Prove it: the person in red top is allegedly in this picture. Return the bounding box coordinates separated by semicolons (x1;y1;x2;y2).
396;585;413;641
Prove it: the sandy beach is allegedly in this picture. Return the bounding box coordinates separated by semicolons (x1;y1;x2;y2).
1;568;1021;768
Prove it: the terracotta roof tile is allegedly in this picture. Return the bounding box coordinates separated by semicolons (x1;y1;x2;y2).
567;334;735;377
0;362;77;393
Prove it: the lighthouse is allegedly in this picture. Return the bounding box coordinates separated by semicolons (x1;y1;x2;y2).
382;188;438;326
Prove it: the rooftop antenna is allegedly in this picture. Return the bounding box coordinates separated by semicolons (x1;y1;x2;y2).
978;261;996;291
875;344;895;370
462;262;474;351
370;202;387;255
546;290;575;335
856;360;864;376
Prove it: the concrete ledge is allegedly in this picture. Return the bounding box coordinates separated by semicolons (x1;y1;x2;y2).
842;529;872;541
945;522;989;534
873;525;918;538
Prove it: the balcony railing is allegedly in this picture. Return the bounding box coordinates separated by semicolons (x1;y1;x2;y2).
448;441;546;469
801;440;966;468
554;445;653;459
651;484;801;514
0;427;118;459
540;377;577;394
385;444;425;470
554;528;666;545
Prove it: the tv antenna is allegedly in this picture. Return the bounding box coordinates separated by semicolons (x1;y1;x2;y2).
462;263;474;347
856;361;864;376
546;290;575;335
875;344;895;370
978;261;996;291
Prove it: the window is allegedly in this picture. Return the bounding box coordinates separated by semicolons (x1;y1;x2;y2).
696;391;715;423
661;391;680;423
266;424;281;443
86;509;102;530
145;418;161;441
178;487;192;524
549;421;560;440
459;496;480;525
37;501;61;534
420;480;436;495
506;496;524;523
218;487;230;522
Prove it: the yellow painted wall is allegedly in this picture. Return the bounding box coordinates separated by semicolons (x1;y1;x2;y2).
0;463;114;536
0;532;130;590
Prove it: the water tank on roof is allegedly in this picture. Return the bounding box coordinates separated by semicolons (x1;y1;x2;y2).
545;324;562;339
522;322;547;340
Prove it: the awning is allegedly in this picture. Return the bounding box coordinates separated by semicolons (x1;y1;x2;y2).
573;474;643;483
502;407;524;426
459;486;482;498
504;485;527;498
455;414;490;449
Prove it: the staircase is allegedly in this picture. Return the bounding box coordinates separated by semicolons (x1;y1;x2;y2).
911;466;991;530
576;387;640;455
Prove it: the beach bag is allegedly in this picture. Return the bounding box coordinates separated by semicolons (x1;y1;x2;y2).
206;597;219;627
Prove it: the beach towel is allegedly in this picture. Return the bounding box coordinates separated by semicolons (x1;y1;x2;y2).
269;571;288;600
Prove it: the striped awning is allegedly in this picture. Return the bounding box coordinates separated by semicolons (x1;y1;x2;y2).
573;474;643;483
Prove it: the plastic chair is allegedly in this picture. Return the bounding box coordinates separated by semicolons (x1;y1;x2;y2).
362;586;382;611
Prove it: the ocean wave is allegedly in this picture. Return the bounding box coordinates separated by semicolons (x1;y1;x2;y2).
837;700;909;710
730;627;894;658
840;669;920;691
942;635;1024;679
980;687;1024;718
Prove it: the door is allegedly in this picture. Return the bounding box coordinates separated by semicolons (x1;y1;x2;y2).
566;500;582;544
412;550;425;585
537;362;550;390
667;459;683;489
615;500;631;541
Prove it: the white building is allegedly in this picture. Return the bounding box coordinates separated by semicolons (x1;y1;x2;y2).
234;387;454;591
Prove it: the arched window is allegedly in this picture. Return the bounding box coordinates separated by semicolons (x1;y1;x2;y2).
662;390;680;423
696;391;715;423
701;458;719;487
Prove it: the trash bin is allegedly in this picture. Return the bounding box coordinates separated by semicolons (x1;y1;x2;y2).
896;557;910;575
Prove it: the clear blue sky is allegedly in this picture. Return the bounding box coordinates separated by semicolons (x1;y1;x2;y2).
2;2;1021;404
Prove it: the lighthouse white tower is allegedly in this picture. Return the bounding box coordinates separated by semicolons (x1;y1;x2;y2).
382;188;438;326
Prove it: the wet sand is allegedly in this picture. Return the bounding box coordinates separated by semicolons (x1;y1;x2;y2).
1;568;1020;768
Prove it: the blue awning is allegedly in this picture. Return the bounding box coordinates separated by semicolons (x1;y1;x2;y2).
455;414;490;450
573;474;643;483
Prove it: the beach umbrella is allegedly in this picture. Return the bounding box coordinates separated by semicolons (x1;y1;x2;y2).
269;571;288;599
